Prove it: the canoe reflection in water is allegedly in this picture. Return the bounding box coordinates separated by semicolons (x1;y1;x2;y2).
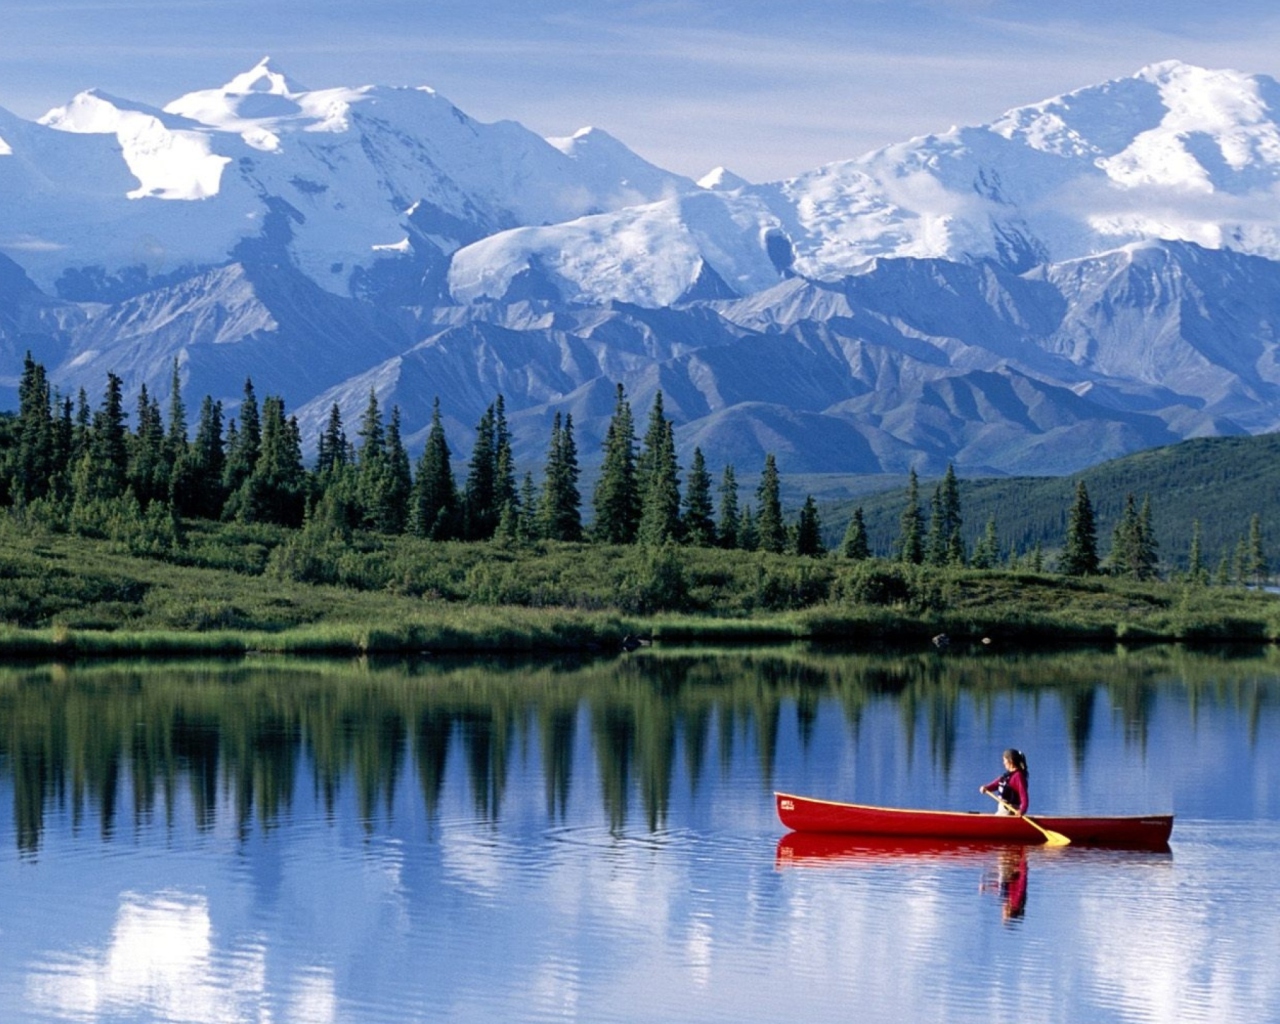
774;833;1173;923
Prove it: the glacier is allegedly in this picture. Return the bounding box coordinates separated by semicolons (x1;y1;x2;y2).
4;58;1280;481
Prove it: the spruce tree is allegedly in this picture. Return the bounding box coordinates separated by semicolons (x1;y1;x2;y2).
81;371;129;502
238;396;307;526
756;454;786;553
739;503;759;551
717;464;740;549
839;506;870;560
373;405;412;533
493;395;516;521
592;383;639;544
164;358;187;466
681;447;716;546
970;516;1000;570
15;353;54;503
1248;513;1268;587
316;403;348;476
175;395;225;519
410;398;458;540
128;384;168;507
518;471;539;542
925;464;963;566
463;403;498;540
1060;480;1099;576
638;419;681;546
636;390;668;500
894;469;925;565
794;495;824;556
222;379;260;498
1188;518;1205;583
539;412;582;541
1109;493;1157;579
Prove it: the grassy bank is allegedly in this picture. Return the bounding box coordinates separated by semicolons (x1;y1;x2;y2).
2;516;1278;657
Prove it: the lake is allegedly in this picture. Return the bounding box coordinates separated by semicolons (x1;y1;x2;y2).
1;644;1277;1023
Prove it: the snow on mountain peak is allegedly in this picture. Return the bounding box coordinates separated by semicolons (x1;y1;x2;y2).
38;89;230;200
698;167;750;191
222;56;306;97
164;60;368;136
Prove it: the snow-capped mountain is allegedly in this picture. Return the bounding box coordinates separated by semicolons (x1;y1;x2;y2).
5;59;1280;481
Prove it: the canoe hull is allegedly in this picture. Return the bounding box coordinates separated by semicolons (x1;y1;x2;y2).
775;792;1173;848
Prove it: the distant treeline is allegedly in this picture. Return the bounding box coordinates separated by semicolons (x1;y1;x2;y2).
846;435;1280;580
0;354;1269;584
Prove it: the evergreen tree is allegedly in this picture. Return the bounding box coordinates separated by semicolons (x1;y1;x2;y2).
926;464;964;566
222;379;260;498
1248;513;1268;587
463;403;498;540
539;412;582;541
794;495;824;556
1109;493;1157;580
717;464;740;550
739;503;759;552
50;393;74;501
635;390;668;501
371;405;412;534
681;447;715;546
316;403;348;476
80;371;129;502
410;398;458;540
518;471;539;543
128;384;168;507
756;454;787;553
638;419;681;546
1060;480;1099;576
164;358;187;465
839;506;871;560
228;395;306;526
174;395;225;519
1188;518;1205;583
592;383;639;544
14;353;54;503
1137;494;1158;580
493;395;516;521
894;469;925;565
72;388;91;466
970;516;1000;570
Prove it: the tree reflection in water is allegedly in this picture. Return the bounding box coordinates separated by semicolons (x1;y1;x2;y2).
0;644;1275;855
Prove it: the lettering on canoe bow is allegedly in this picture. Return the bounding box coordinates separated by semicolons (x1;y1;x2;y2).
780;799;795;811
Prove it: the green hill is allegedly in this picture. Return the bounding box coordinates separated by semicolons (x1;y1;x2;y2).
825;433;1280;573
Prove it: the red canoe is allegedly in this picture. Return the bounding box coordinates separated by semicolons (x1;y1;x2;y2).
776;792;1173;848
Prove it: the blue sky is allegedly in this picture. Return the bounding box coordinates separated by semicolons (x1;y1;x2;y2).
6;1;1280;181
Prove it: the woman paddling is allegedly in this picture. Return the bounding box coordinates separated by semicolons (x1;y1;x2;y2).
980;749;1029;816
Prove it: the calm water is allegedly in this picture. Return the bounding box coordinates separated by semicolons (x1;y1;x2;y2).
0;645;1277;1023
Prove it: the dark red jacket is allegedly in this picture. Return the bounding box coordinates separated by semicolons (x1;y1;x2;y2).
986;768;1029;813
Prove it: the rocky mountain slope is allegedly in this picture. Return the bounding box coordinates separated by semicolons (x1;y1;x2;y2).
4;59;1280;479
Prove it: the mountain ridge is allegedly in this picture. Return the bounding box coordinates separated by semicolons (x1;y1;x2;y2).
5;60;1280;481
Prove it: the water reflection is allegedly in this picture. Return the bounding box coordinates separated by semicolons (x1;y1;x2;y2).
0;645;1277;855
777;833;1035;920
775;832;1174;924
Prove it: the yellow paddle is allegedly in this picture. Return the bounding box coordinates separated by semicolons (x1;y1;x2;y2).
986;790;1071;846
